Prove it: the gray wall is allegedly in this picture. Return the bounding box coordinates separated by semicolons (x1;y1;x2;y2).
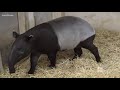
0;12;19;49
0;12;19;64
34;12;52;25
65;12;120;32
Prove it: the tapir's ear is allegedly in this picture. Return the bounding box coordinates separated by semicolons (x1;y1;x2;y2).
13;32;20;38
25;35;34;42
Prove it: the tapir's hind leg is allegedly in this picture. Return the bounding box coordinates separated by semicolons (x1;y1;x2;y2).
72;45;83;60
80;35;101;63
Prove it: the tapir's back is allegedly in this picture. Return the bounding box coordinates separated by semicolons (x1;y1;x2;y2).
48;16;95;50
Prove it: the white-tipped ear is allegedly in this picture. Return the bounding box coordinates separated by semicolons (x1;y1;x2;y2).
29;35;34;38
25;35;34;41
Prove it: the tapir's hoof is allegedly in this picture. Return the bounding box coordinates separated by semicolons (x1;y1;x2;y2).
48;65;56;69
96;57;102;63
97;60;102;63
28;71;34;74
28;72;34;74
9;71;15;74
69;57;77;61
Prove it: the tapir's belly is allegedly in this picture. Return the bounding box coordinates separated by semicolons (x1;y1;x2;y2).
56;29;81;50
48;16;95;50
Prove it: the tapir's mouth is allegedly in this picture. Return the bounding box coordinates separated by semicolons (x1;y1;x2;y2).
16;54;30;65
17;52;31;63
8;50;31;66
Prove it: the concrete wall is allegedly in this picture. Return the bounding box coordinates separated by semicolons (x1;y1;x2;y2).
34;12;52;25
0;12;19;49
0;12;19;65
65;12;120;32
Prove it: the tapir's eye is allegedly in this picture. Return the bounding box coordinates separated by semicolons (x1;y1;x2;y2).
17;48;24;54
19;51;24;54
17;50;24;55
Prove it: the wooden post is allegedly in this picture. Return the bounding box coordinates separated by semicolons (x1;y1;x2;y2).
52;12;63;19
61;12;65;17
25;12;35;30
0;51;4;72
17;12;26;34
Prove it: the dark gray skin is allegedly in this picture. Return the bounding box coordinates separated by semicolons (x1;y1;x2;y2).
8;16;101;74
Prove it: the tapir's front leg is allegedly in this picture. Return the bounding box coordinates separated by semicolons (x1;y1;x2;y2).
28;52;41;74
8;60;16;74
9;64;15;74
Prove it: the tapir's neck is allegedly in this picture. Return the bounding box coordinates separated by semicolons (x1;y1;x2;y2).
22;23;49;36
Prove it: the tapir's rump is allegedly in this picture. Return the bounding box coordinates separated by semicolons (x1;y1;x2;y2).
48;16;95;50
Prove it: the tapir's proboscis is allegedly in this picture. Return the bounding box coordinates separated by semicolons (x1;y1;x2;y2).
8;16;101;74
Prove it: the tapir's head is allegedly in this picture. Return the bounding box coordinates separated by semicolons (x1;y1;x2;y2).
8;31;34;73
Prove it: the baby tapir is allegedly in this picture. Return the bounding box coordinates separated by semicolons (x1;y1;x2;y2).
8;16;101;74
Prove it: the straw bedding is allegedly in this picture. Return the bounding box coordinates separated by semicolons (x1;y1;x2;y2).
0;30;120;78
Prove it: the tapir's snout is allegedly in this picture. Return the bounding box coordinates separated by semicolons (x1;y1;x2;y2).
8;47;31;73
8;50;18;74
8;31;32;74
